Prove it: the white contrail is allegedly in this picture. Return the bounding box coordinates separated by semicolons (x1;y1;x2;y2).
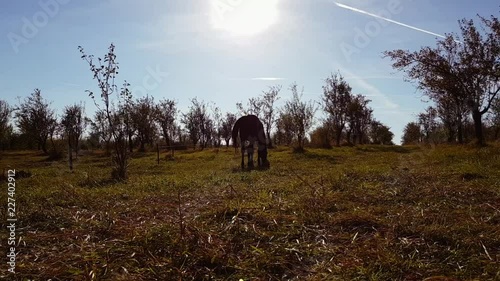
334;2;446;39
336;64;400;109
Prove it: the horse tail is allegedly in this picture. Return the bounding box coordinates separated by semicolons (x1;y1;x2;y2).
232;118;241;148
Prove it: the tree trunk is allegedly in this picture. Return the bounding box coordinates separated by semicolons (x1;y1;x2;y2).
335;130;342;147
50;134;56;154
163;130;169;146
358;132;364;145
297;133;304;149
472;109;485;146
68;144;73;171
75;138;80;160
105;140;111;155
457;116;464;144
41;138;48;154
266;130;273;148
446;122;455;143
128;133;133;153
112;137;128;180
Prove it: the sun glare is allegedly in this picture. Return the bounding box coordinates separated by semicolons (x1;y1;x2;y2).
211;0;280;36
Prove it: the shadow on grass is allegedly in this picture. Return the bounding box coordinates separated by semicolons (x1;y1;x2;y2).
130;152;153;159
295;151;343;164
79;177;121;188
1;151;47;157
81;150;112;158
231;165;271;173
356;145;415;154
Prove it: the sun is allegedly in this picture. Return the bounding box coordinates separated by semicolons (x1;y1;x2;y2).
210;0;280;36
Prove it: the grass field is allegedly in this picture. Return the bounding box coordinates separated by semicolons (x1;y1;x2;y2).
0;145;499;280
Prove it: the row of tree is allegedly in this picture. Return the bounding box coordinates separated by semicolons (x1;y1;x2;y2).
402;102;500;145
281;74;395;148
0;90;85;157
0;62;394;180
0;84;392;155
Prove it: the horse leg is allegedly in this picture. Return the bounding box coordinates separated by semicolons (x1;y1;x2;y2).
241;146;245;170
257;146;262;167
257;143;267;167
247;146;254;168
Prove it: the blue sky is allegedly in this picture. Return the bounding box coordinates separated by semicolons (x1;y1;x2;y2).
1;0;498;144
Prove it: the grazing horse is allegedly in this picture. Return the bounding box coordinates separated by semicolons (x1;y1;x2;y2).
232;115;269;170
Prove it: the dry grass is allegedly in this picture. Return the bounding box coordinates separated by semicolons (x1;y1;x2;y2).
0;144;499;280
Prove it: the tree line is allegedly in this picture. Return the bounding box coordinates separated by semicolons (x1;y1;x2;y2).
0;43;394;180
0;72;393;153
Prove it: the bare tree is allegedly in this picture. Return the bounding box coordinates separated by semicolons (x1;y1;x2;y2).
211;105;223;147
182;98;211;149
275;111;295;146
89;110;112;151
309;121;332;148
346;94;372;145
155;98;177;146
15;89;57;154
0;100;13;150
61;103;87;169
131;95;157;151
283;83;317;150
236;97;264;118
236;102;246;116
433;90;468;143
221;112;237;147
200;116;214;150
182;110;200;149
490;98;500;140
47;118;62;157
120;99;135;153
79;43;132;180
418;106;439;143
261;85;281;148
322;73;353;147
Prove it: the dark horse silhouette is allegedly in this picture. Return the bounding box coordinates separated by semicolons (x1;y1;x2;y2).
232;115;270;170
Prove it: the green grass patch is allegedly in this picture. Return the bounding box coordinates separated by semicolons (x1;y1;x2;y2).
0;145;499;280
